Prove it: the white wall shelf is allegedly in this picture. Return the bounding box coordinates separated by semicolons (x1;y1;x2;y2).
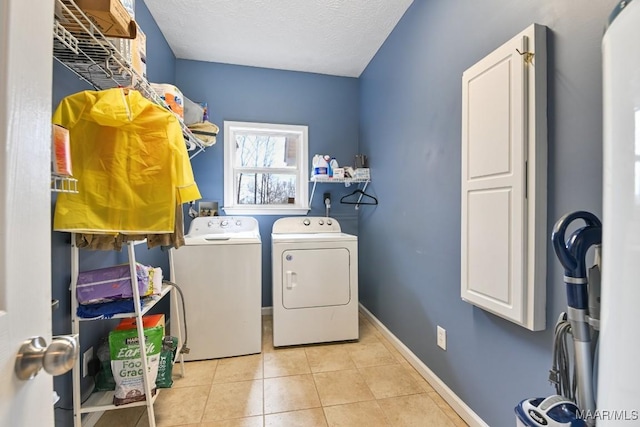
309;176;371;209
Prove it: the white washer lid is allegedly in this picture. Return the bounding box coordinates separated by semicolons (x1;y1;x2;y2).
184;234;262;245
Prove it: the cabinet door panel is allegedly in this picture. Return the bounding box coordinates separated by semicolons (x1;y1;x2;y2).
468;57;513;180
461;25;550;329
466;188;512;305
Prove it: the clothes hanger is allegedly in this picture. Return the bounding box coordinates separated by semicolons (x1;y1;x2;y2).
340;189;378;205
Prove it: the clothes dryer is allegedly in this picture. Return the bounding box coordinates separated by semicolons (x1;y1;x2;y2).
271;217;358;347
170;216;261;360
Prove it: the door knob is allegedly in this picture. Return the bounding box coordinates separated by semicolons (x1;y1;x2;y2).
15;334;79;380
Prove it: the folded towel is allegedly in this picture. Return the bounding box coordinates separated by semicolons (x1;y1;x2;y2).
76;298;142;319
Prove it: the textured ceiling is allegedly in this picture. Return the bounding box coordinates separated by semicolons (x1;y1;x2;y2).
143;0;414;78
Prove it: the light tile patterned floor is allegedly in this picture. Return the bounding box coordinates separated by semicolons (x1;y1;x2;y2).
95;314;468;427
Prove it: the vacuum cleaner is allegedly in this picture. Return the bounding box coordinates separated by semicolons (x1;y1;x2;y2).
516;211;601;427
516;396;585;427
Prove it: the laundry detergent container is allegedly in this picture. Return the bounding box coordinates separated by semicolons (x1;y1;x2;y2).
515;396;586;426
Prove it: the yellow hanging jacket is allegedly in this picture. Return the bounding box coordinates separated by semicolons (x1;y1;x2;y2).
53;88;201;233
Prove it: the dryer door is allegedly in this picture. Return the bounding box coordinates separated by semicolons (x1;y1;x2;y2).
281;248;351;309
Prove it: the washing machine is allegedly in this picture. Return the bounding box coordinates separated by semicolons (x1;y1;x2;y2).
169;216;261;360
271;216;358;347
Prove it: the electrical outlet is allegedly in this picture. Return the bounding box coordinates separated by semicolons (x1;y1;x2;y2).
437;326;447;350
83;346;93;378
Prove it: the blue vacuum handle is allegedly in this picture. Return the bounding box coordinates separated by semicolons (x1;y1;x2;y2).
551;211;602;309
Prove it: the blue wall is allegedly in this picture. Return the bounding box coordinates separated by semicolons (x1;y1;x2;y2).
52;1;176;424
359;1;616;426
50;1;618;425
174;60;360;306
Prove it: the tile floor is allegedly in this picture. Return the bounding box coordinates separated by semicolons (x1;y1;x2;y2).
95;314;468;427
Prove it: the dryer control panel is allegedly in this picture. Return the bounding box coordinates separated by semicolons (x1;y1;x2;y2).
187;216;260;237
272;217;341;234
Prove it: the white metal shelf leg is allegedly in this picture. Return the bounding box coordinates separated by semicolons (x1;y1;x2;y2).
127;242;156;427
71;234;82;427
309;181;317;207
354;181;369;210
170;284;185;378
168;250;185;378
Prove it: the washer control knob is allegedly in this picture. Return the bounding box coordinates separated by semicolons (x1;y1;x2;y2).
236;220;242;226
327;219;333;225
221;220;229;227
303;219;311;226
318;219;324;225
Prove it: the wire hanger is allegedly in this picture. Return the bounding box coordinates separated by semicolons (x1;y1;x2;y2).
340;189;378;208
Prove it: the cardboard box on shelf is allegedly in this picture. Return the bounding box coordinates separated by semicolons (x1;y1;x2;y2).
131;23;146;79
76;0;137;39
332;167;345;179
353;168;370;180
106;23;144;80
51;124;72;177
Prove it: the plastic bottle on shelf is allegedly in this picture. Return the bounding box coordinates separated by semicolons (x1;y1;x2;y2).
313;155;329;177
329;158;339;177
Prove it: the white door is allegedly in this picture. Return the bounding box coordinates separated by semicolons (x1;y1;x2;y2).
600;0;640;421
461;31;527;324
460;24;548;331
282;248;351;308
0;0;55;425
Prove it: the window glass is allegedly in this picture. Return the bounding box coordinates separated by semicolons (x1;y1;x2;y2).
223;121;309;215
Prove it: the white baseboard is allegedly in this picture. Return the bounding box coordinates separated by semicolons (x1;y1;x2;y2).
359;303;489;427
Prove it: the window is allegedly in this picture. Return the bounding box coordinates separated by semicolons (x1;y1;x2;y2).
223;121;309;215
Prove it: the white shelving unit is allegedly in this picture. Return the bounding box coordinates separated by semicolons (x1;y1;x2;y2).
70;237;184;427
52;0;206;158
309;176;371;209
52;2;190;424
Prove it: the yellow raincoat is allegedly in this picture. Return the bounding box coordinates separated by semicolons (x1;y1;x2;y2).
53;88;201;233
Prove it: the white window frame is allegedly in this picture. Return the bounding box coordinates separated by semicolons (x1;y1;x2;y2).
223;121;309;215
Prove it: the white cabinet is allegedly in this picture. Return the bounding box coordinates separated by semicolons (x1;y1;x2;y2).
460;24;547;331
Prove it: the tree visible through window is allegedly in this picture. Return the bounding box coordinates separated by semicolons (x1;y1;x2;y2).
224;121;309;214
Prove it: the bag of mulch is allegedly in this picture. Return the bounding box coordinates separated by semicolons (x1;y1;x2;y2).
109;324;163;405
156;336;178;388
